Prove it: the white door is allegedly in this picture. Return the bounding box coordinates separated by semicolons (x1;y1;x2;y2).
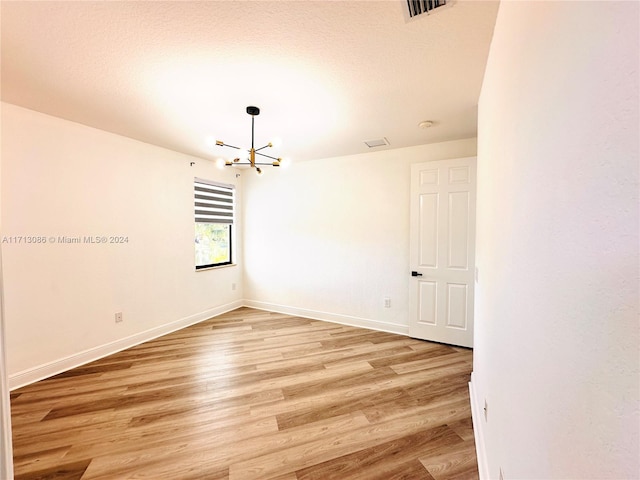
409;157;477;347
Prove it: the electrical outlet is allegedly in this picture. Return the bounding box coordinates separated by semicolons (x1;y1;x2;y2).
115;312;123;323
484;399;488;421
383;297;391;308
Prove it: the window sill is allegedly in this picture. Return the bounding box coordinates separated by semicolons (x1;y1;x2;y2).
195;263;238;272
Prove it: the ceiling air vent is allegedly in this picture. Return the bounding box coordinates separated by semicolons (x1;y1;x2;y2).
364;138;390;148
406;0;447;18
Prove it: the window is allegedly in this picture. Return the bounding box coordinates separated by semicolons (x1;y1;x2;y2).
194;178;235;269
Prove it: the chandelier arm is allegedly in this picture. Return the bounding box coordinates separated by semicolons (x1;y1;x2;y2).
254;144;272;152
225;160;274;166
218;143;242;150
255;151;280;161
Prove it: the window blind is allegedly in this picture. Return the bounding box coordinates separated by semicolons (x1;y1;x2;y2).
194;178;234;224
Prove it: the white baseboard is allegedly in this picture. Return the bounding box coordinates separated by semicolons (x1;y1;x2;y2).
469;373;489;480
9;300;243;390
243;299;410;336
9;300;409;390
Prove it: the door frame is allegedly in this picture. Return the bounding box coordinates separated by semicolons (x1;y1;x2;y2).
0;246;14;479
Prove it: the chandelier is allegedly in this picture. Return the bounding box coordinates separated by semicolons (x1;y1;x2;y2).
215;106;282;175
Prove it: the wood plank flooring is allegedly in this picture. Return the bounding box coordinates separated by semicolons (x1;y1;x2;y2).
10;307;478;479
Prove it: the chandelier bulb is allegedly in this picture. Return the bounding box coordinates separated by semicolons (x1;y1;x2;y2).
280;157;291;168
270;137;282;148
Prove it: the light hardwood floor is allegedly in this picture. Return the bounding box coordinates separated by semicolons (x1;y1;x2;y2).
11;307;478;479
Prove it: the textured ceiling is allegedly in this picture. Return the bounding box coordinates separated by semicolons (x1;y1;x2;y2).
1;1;499;163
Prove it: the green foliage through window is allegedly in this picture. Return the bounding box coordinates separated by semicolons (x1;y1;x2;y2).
195;223;231;268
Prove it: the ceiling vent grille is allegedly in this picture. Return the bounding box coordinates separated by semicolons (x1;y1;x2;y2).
406;0;447;18
364;138;390;148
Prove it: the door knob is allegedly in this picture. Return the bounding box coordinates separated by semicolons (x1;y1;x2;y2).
411;271;423;277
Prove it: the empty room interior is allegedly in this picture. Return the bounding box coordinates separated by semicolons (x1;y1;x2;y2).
0;1;638;479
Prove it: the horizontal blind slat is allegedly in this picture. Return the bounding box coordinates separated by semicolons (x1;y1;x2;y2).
194;202;232;210
195;210;233;217
195;217;233;224
195;193;231;201
194;185;233;196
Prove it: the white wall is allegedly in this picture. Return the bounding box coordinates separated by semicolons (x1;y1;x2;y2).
472;2;639;479
1;103;244;387
242;138;477;332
